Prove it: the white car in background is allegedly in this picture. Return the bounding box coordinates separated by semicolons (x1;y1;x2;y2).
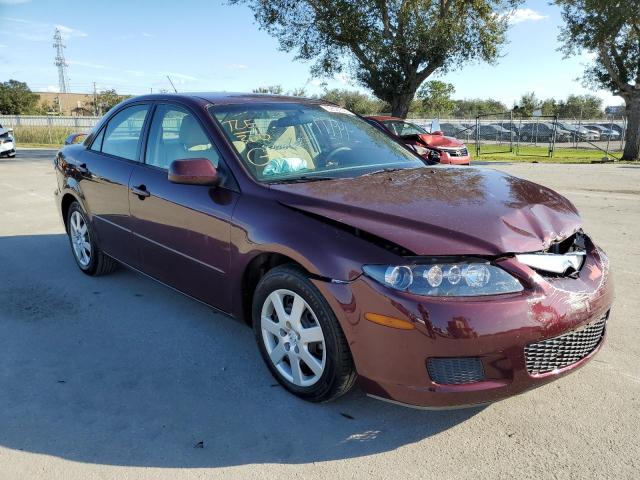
0;125;16;157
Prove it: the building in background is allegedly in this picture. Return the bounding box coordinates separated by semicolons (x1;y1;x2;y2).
35;92;95;116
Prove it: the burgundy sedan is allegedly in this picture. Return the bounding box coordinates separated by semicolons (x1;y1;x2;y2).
54;93;613;408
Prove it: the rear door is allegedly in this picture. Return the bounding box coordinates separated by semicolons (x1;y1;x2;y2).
75;103;151;264
128;103;239;312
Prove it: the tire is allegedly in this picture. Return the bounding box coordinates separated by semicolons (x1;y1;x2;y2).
66;201;118;276
252;265;357;402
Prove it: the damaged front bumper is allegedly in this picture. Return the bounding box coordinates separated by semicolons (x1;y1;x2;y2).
312;237;613;408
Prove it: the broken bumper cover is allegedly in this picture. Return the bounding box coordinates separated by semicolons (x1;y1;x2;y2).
313;242;613;408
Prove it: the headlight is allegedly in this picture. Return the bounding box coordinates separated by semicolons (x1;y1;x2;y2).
362;261;523;297
413;145;431;156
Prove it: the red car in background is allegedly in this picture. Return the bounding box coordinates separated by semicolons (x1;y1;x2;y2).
365;115;471;165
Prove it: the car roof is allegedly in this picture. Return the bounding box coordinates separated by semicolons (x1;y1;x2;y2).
121;92;328;106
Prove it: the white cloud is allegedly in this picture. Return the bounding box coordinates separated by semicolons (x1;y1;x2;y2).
225;63;248;70
46;85;58;92
55;24;88;38
142;32;154;38
0;17;87;41
504;8;547;25
0;44;6;48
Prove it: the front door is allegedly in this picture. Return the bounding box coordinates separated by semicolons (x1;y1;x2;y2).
128;103;239;312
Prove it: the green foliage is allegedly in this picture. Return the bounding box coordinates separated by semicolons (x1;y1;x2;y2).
288;87;307;97
319;89;387;115
450;98;508;118
416;81;456;116
233;0;522;117
252;85;284;94
91;89;130;115
0;80;41;114
556;94;603;118
515;92;541;117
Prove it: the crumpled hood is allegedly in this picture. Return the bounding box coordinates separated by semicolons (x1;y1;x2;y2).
418;134;465;148
270;167;582;256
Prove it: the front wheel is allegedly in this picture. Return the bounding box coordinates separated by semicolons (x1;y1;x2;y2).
252;265;357;402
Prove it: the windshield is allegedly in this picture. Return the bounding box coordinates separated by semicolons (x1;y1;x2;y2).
209;103;424;183
383;120;427;136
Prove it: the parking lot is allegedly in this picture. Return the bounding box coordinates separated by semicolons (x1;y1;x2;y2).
1;150;638;479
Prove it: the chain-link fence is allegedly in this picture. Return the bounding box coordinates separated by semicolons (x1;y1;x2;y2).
412;113;627;159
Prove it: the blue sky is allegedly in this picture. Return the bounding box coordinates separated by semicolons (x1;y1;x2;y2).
0;0;624;107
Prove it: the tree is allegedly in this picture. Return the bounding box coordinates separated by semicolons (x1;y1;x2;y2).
0;80;40;114
90;89;128;115
253;85;284;94
515;92;541;117
417;80;455;116
555;0;640;159
451;98;508;117
288;87;307;97
319;89;387;114
540;98;558;116
232;0;522;118
556;94;604;119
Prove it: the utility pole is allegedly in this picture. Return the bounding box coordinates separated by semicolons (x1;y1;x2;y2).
53;28;69;93
93;82;98;116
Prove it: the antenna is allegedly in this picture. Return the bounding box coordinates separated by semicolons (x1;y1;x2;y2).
53;28;69;93
166;75;178;93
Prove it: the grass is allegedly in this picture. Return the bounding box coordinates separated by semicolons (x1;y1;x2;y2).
10;126;75;146
475;145;626;163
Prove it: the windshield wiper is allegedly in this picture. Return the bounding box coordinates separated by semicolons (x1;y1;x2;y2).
268;175;335;184
361;168;405;176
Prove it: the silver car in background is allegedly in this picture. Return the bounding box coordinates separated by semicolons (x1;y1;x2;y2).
0;125;16;157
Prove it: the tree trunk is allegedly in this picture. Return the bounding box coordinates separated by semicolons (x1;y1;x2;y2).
389;92;415;118
622;94;640;161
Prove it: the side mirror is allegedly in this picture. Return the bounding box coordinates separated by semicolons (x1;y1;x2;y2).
168;158;219;186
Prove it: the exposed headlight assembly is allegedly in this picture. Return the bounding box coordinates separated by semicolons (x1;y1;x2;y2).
363;260;523;297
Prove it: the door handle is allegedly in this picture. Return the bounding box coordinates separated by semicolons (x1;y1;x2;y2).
131;184;150;199
70;162;88;174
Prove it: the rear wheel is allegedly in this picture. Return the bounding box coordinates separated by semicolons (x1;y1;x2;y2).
67;202;117;276
253;265;357;402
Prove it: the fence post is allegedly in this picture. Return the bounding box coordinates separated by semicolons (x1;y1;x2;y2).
47;116;52;144
510;110;514;153
475;115;480;157
605;114;612;160
550;115;557;158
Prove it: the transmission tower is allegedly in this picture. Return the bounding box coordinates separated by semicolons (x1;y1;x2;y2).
53;28;69;93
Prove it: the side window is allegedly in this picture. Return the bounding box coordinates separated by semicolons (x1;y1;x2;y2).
89;128;104;152
145;105;220;170
100;104;149;161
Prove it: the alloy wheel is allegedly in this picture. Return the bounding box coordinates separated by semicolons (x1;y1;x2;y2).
69;210;91;267
260;289;326;387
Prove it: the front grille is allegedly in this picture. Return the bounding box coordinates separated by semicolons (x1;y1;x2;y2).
427;357;485;384
441;147;468;157
525;317;606;375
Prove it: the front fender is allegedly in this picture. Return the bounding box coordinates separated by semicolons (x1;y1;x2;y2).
228;194;403;318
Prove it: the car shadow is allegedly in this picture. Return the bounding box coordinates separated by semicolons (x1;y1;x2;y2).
0;234;483;468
